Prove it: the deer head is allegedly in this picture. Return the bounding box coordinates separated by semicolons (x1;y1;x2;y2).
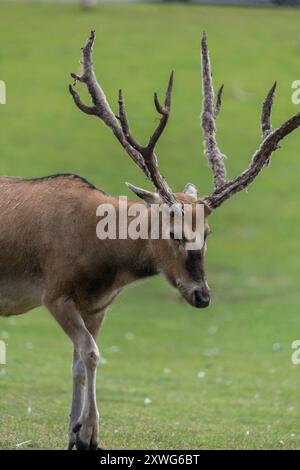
69;31;300;308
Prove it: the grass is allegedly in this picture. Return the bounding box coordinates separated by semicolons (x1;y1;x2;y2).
1;2;300;450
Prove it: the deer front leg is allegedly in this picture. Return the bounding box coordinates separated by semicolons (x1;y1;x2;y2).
44;296;101;450
73;311;105;449
73;337;99;450
68;349;85;450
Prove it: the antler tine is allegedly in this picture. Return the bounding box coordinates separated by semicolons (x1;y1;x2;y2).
69;85;97;116
117;89;144;152
146;71;174;157
201;32;227;191
69;31;177;206
214;84;224;119
261;81;277;140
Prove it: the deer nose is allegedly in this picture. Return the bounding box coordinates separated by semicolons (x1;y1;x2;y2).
193;289;211;308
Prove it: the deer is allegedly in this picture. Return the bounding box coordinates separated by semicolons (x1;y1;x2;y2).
0;31;300;451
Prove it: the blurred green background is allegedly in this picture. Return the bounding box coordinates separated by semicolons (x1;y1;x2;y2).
1;2;300;450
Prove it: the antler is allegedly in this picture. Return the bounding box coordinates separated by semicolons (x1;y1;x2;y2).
69;31;177;206
200;32;300;210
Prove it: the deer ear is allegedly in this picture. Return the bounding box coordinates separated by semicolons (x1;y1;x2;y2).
126;182;162;206
183;183;198;198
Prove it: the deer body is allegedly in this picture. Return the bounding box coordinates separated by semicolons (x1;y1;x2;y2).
1;30;300;450
0;172;210;449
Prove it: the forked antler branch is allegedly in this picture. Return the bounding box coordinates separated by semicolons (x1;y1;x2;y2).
69;31;177;206
201;32;300;210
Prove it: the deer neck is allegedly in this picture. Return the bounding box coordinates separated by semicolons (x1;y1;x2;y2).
114;204;161;282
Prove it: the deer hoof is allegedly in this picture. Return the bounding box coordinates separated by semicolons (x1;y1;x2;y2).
75;434;90;450
73;422;100;450
67;440;75;450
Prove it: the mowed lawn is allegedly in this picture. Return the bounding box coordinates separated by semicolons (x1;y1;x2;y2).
1;2;300;450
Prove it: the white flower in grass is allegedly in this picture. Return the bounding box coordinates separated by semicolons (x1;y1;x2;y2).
144;398;152;405
223;312;233;322
125;332;135;341
245;431;250;436
204;347;219;357
208;326;217;335
197;371;205;379
231;84;250;101
27;406;32;414
107;345;120;354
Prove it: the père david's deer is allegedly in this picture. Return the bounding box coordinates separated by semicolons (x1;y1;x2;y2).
1;31;300;450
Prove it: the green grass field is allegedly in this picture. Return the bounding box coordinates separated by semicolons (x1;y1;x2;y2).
1;2;300;450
